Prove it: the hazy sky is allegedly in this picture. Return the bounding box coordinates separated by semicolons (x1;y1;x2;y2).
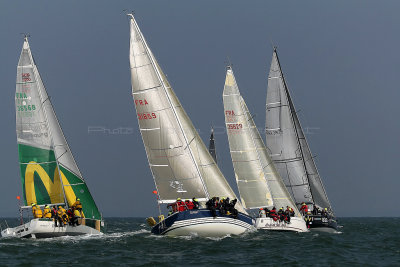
1;0;400;217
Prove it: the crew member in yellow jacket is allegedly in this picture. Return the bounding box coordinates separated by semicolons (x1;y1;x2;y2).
72;198;83;217
57;206;68;225
43;205;52;219
31;203;43;218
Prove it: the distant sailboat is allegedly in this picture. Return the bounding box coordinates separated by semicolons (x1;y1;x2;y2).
265;48;337;231
128;14;254;237
1;37;103;238
208;128;217;163
223;66;307;232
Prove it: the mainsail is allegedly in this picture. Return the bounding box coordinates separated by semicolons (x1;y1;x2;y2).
223;66;299;214
15;37;101;220
208;128;217;163
128;14;245;213
265;48;332;211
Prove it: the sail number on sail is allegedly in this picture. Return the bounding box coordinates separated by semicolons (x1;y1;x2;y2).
137;113;157;120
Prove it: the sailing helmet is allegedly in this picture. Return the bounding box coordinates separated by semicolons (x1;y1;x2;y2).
31;203;35;206
177;198;181;201
325;208;328;211
59;206;62;209
77;198;80;201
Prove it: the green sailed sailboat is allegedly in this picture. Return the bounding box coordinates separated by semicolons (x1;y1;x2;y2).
1;36;103;238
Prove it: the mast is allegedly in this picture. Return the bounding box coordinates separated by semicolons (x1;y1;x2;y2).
208;127;217;163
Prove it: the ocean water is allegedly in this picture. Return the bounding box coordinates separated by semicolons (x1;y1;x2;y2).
0;217;399;266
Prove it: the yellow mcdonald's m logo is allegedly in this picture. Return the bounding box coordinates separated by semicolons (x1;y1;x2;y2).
25;161;77;207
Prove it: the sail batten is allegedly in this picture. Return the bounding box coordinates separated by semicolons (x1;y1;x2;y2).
265;48;333;212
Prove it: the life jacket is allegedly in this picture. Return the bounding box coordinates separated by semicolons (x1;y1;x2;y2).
74;209;81;217
43;208;52;218
186;201;194;210
301;205;308;213
34;207;43;218
177;201;186;212
58;208;67;219
72;201;82;210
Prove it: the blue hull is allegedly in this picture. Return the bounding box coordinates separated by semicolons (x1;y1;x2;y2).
151;209;255;236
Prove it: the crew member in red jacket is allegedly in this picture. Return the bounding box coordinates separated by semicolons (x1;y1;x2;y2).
300;202;308;215
185;200;194;210
176;198;186;212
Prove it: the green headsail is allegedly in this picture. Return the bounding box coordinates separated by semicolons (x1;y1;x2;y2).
15;37;101;220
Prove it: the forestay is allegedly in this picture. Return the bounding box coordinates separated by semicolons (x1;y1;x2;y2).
265;48;332;211
128;15;245;213
223;67;299;215
15;37;101;220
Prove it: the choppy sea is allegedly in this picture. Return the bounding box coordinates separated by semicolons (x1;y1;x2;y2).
0;217;399;266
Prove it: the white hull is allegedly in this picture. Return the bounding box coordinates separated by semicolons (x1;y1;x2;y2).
255;217;308;233
162;217;255;237
1;218;102;238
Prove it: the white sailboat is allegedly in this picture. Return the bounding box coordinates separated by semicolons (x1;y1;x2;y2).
128;14;255;237
223;66;307;232
1;37;103;238
265;48;337;232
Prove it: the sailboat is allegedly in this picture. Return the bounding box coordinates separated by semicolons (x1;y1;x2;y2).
208;128;217;163
128;14;255;237
265;47;337;232
223;66;307;232
1;37;103;238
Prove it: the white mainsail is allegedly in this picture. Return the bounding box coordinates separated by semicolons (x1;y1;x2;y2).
128;15;245;213
223;66;299;215
265;48;332;211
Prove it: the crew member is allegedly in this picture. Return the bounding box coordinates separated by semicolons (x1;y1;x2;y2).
176;198;186;212
300;202;308;216
31;203;43;218
227;199;238;219
192;198;199;209
72;198;83;216
185;199;194;210
52;206;60;227
259;208;266;218
219;197;226;215
313;206;320;215
269;207;278;221
43;205;52;219
206;197;217;217
57;206;68;226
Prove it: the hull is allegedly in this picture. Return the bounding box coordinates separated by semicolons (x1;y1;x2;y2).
151;209;255;237
305;214;338;232
255;217;308;232
1;218;102;238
